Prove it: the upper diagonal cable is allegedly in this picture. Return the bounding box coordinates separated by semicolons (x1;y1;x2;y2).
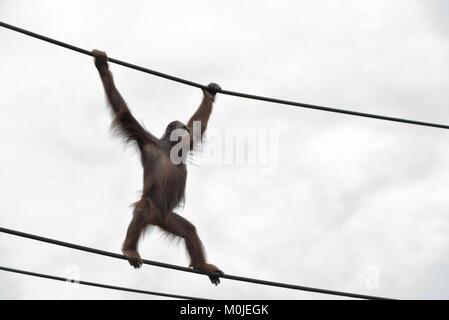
0;20;448;130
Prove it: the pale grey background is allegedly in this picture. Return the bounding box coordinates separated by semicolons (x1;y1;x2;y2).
0;0;448;299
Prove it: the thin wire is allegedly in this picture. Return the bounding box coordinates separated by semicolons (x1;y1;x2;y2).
0;265;206;300
0;226;394;300
0;20;448;130
0;21;206;89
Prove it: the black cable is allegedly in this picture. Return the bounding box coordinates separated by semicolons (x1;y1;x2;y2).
0;226;394;300
0;265;206;300
0;21;206;89
0;21;448;130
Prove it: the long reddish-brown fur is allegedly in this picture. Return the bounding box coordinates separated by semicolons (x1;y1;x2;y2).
93;49;223;285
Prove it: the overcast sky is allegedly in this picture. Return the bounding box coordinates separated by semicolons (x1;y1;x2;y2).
1;0;449;300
